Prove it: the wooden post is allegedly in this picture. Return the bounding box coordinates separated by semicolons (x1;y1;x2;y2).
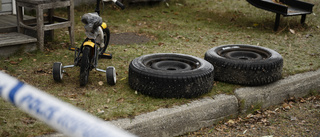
274;13;280;31
69;0;75;47
301;14;306;25
36;5;44;51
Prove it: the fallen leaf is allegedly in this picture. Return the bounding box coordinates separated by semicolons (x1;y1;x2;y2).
10;61;18;65
21;117;36;125
158;42;164;46
305;34;313;38
290;116;297;121
227;119;235;124
289;29;295;34
282;103;291;110
113;88;117;93
97;109;104;114
261;118;268;123
299;98;306;103
288;96;296;102
116;98;124;103
120;77;127;81
67;94;77;98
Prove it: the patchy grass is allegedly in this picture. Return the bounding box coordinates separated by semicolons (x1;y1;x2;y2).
1;0;320;136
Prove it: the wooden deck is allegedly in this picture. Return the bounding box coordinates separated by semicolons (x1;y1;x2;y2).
0;14;35;32
0;15;37;57
0;32;37;47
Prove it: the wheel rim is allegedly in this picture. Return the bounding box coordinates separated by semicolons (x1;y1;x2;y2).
224;51;263;60
53;62;63;82
151;60;192;71
59;63;63;79
219;47;270;61
106;66;116;85
110;67;116;84
112;68;116;84
146;59;199;71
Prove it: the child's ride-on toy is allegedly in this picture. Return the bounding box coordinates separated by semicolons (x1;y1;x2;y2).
53;0;125;86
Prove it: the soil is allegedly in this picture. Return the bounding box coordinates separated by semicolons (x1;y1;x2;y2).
182;94;320;137
109;32;152;45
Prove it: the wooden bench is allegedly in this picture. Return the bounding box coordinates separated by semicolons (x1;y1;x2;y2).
16;0;75;51
246;0;314;31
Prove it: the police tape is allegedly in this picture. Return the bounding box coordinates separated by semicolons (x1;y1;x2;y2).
0;72;136;137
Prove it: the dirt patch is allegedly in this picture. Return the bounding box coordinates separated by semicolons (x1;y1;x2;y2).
109;32;152;45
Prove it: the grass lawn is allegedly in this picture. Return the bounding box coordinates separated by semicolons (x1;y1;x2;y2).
1;0;320;136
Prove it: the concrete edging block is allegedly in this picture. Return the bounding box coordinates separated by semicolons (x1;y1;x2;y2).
235;69;320;113
111;94;239;137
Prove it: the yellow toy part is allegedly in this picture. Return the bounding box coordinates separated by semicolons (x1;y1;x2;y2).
102;53;111;56
83;40;95;48
101;22;107;29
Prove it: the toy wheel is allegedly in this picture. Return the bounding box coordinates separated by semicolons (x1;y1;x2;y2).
204;44;283;86
80;46;92;86
99;27;110;55
106;66;116;85
53;62;63;82
129;53;215;98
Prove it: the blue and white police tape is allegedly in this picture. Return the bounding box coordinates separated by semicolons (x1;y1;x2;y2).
0;72;136;137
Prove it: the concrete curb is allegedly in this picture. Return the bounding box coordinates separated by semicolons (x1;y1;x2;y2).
235;69;320;113
111;94;238;137
48;69;320;137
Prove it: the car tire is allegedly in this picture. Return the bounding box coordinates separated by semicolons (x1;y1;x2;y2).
204;44;283;86
129;53;214;98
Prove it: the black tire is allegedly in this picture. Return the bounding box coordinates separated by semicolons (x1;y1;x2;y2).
80;46;92;86
204;44;283;86
99;27;110;55
129;53;215;98
53;62;63;82
106;66;116;85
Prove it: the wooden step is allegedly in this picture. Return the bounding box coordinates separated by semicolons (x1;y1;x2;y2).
0;32;37;57
0;32;37;47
